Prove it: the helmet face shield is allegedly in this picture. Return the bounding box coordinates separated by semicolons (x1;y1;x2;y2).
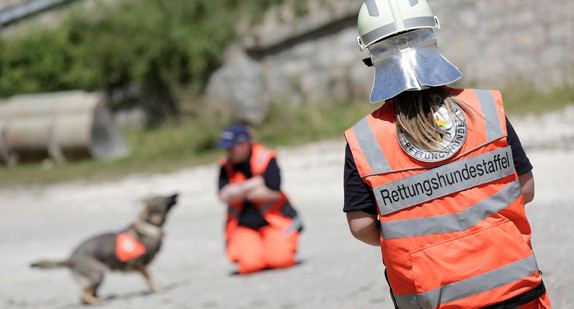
368;29;462;103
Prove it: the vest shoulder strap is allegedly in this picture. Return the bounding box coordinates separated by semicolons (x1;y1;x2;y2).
250;144;276;176
345;88;508;178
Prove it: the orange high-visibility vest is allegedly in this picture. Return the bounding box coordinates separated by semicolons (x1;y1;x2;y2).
115;232;147;262
219;144;301;241
345;88;544;308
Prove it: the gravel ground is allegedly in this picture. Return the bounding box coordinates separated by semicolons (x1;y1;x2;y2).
1;106;573;309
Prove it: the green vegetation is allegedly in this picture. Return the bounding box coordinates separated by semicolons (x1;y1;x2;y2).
0;100;375;187
502;84;574;116
0;0;572;187
0;0;285;123
0;0;352;186
0;85;572;187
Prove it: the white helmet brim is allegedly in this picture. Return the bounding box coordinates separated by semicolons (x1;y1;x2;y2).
368;29;462;103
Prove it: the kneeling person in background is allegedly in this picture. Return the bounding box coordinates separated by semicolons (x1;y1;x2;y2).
217;124;303;275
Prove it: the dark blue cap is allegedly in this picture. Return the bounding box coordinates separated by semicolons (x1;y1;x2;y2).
216;124;251;149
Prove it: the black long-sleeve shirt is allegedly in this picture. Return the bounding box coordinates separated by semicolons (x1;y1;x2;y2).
219;156;281;228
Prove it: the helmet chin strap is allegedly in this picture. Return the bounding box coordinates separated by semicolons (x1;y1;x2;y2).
362;57;374;67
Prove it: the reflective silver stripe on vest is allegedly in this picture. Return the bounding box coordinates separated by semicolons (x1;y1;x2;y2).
256;147;271;172
364;0;379;16
352;89;504;177
380;179;521;239
375;146;514;215
285;216;303;235
352;116;391;174
228;207;240;218
260;200;274;213
473;89;504;142
393;255;540;309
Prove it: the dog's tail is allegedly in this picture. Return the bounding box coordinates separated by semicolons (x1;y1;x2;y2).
30;260;70;269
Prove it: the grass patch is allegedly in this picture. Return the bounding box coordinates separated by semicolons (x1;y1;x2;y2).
1;85;572;187
501;84;574;116
0;100;375;187
256;100;375;147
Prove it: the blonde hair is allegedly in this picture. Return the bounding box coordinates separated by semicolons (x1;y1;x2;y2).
394;87;471;151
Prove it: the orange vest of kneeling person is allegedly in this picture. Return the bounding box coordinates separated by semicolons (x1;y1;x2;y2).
217;124;302;275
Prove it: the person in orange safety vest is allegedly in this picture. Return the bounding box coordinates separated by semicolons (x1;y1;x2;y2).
217;124;303;275
344;0;550;308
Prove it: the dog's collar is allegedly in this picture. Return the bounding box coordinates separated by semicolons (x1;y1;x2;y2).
132;220;163;239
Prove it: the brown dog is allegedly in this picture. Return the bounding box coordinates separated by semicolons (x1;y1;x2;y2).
31;194;178;304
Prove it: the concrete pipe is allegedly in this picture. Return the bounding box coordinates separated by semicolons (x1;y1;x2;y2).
0;90;130;164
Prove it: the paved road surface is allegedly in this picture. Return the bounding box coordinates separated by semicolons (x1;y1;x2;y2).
1;107;573;308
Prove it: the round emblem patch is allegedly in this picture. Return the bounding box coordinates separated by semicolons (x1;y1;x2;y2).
397;100;467;163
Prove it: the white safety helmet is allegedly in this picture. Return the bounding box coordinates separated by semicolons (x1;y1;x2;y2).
357;0;439;51
357;0;462;103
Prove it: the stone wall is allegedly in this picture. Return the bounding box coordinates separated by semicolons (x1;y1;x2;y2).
434;0;574;90
0;0;105;37
3;0;573;123
0;0;26;11
206;0;574;120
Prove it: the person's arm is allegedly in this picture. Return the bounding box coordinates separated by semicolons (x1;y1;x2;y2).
219;157;283;204
244;176;281;202
246;157;282;202
343;144;381;246
518;170;535;204
346;211;381;246
219;177;265;203
219;176;278;203
506;117;535;205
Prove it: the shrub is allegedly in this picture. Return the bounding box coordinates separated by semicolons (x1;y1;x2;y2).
0;0;250;123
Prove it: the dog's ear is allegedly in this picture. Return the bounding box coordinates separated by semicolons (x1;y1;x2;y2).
143;197;154;207
139;197;155;218
167;194;178;209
